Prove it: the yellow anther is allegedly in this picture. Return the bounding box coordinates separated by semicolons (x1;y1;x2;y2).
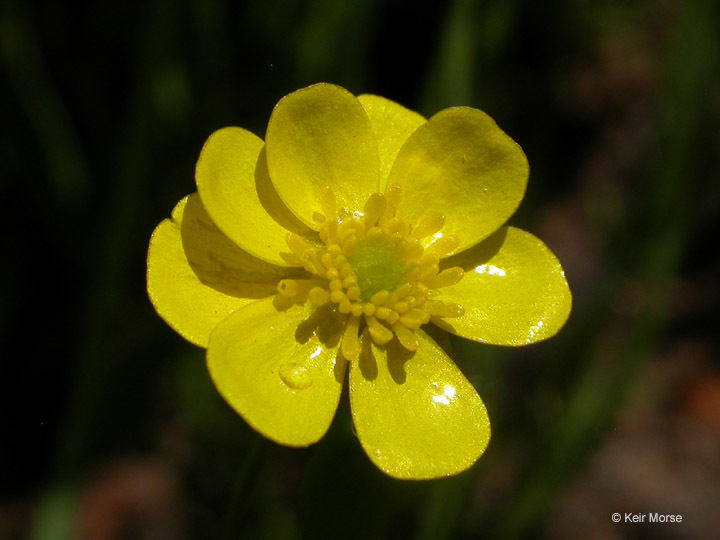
366;316;393;345
333;255;347;267
418;263;440;282
393;301;410;314
321;253;334;269
347;286;361;300
395;283;412;299
370;290;390;305
400;308;425;329
350;303;364;317
412;212;446;239
363;193;387;230
384;292;398;306
329;279;343;291
309;287;330;306
423;267;464;289
426;300;465;318
381;218;404;236
326;268;340;280
340;263;353;279
328;244;342;257
319;186;338;219
397;239;424;260
412;282;429;296
341;235;357;256
324;219;339;244
363;303;376;317
382;184;402;223
342;275;357;288
419;252;440;265
341;315;362;361
340;227;357;244
330;290;345;303
366;226;385;243
394;322;419;351
425;235;460;257
277;279;299;297
403;262;421;281
375;306;392;320
286;234;312;258
338;300;352;314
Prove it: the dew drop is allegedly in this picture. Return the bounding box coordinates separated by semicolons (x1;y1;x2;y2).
279;363;312;390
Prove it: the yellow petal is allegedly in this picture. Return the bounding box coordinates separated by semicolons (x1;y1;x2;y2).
432;227;571;345
207;298;347;446
147;194;288;348
358;94;426;191
196;126;314;266
387;107;529;254
349;330;490;479
265;83;380;226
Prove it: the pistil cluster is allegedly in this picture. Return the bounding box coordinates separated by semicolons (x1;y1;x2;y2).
276;184;466;361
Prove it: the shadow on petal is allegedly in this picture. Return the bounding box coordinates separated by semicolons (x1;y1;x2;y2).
386;339;414;385
358;332;378;381
441;226;508;271
294;305;343;348
180;194;292;298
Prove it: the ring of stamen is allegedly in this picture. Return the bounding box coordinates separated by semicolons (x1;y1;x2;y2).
277;184;466;360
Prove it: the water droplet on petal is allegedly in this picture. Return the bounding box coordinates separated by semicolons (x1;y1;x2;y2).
279;362;312;390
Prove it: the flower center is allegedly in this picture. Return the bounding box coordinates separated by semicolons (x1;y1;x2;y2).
347;241;405;302
276;184;466;361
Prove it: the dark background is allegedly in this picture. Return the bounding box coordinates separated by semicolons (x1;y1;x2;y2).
2;0;719;538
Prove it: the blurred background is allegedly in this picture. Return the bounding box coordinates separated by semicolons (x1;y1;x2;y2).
2;0;719;538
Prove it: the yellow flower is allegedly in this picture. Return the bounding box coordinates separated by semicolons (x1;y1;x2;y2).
147;83;571;479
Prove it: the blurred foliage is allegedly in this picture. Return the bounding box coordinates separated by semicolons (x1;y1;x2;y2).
1;0;719;539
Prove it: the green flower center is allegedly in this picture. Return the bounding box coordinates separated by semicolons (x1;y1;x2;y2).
277;184;466;359
347;242;405;302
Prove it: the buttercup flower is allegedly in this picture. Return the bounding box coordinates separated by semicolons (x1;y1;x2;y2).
147;83;571;479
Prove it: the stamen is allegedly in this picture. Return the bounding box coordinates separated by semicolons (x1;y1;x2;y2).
397;239;423;260
363;193;386;230
423;267;464;289
366;316;393;345
381;184;402;225
399;308;427;329
277;279;299;297
425;235;460;257
319;186;338;219
309;286;330;306
394;322;419;351
412;212;446;239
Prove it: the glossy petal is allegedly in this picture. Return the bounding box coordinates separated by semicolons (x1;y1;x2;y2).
387;107;529;254
207;298;347;446
350;330;490;479
147;194;288;348
196;127;314;266
358;94;426;191
433;227;571;345
265;83;380;226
